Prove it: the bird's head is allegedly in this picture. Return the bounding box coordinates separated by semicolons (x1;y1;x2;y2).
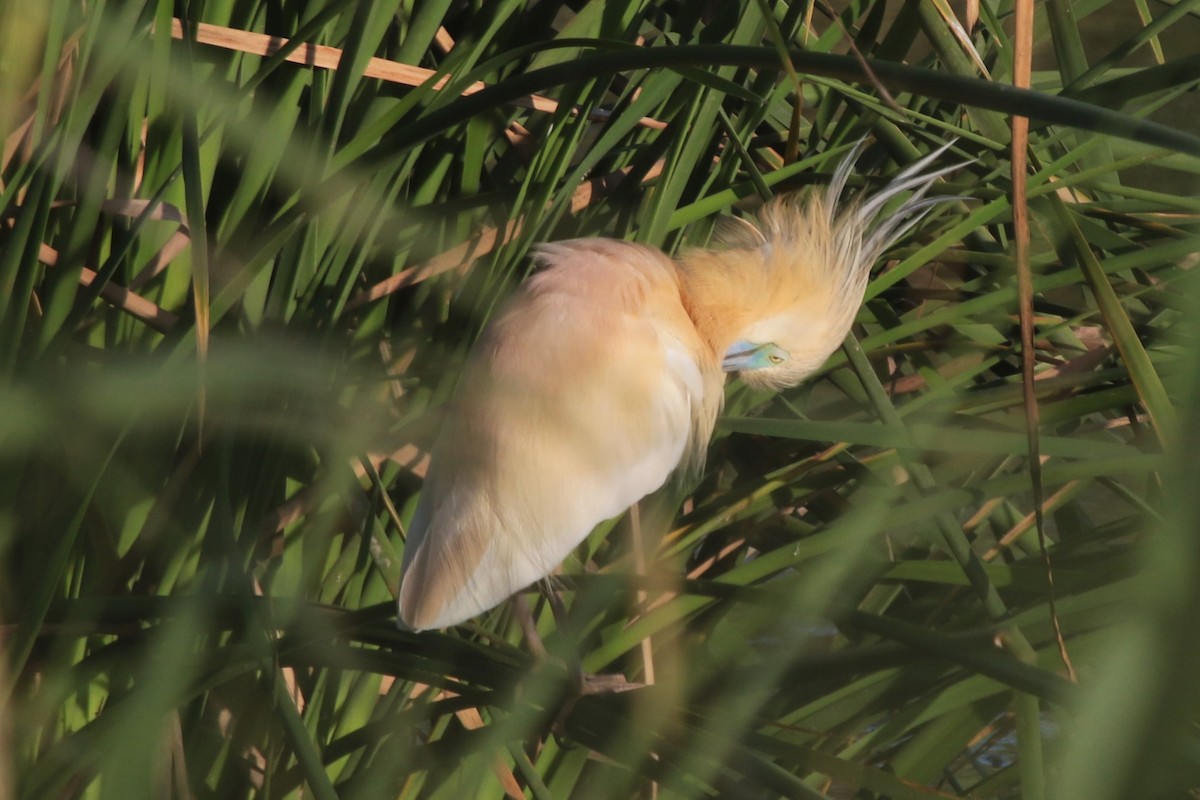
683;140;965;392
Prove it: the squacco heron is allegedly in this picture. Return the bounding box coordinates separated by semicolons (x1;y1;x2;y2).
399;141;962;631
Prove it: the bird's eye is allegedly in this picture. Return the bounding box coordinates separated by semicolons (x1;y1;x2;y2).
768;353;785;365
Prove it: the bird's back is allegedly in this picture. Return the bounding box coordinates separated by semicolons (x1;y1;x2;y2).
398;239;720;630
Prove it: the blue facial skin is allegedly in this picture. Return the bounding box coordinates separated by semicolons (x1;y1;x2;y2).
722;340;789;373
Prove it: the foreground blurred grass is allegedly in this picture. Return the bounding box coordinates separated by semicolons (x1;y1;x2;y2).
1;1;1198;798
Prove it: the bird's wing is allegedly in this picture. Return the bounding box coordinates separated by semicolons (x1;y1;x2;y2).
399;240;714;630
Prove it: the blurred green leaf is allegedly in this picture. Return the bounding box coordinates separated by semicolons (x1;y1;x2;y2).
2;1;1196;798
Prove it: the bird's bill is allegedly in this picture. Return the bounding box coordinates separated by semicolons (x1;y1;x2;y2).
722;339;766;372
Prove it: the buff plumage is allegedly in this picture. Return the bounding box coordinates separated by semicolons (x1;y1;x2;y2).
399;142;961;630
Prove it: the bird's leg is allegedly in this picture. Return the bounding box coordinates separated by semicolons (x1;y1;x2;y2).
539;587;582;691
539;586;640;696
628;501;656;687
511;585;636;696
524;584;640;743
511;591;586;736
510;592;548;662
